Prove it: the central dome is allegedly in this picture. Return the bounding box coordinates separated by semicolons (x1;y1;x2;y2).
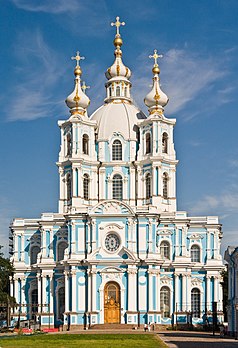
90;102;146;141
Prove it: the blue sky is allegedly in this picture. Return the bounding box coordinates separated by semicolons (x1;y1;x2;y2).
1;0;238;256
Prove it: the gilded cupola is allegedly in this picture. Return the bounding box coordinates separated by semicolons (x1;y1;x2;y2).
104;16;132;103
144;49;169;114
65;51;90;116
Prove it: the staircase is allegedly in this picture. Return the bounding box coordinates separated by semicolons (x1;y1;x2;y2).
89;324;137;330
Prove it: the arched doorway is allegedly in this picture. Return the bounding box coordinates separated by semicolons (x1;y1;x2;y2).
104;281;121;323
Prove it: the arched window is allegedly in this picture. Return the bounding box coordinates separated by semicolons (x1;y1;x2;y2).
83;174;89;200
109;86;112;97
145;133;151;154
191;245;200;262
82;134;89;155
112;140;122;161
163;173;168;199
160;241;170;259
57;241;68;261
66;132;71;156
191;288;200;318
58;287;65;321
31;289;38;319
145;173;151;201
66;174;71;201
116;86;120;96
160;286;170;318
30;246;40;265
112;174;123;200
162;132;168;153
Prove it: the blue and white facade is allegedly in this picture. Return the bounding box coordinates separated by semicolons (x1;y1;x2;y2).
224;246;238;335
10;18;224;329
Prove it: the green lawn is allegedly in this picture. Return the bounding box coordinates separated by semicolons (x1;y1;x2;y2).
0;333;167;348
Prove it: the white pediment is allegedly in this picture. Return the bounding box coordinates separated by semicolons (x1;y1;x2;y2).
89;200;135;216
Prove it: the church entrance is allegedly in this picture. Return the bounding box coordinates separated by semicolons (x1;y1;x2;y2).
104;281;121;324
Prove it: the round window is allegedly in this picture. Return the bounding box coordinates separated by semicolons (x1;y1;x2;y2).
105;233;120;252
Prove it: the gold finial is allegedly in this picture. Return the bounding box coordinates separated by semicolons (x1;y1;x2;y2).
149;49;163;65
82;81;90;94
111;16;125;37
71;51;85;67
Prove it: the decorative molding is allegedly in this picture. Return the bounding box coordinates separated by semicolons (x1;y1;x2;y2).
188;234;204;240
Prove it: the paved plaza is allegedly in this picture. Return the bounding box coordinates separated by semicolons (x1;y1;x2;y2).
158;331;238;348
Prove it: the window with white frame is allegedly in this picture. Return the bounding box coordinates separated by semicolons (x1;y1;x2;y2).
145;133;151;154
83;174;89;200
112;174;123;200
112;140;122;160
58;287;65;321
191;288;201;318
160;241;170;259
30;246;40;265
162;132;168;153
163;172;168;199
82;134;89;155
160;286;170;318
145;173;151;200
57;241;68;261
116;86;120;96
191;244;200;262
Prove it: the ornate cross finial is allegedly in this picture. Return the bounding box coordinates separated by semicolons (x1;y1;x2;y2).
111;16;125;36
82;81;90;94
71;51;85;66
149;49;163;65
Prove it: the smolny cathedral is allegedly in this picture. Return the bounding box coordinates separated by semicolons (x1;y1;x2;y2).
10;17;224;329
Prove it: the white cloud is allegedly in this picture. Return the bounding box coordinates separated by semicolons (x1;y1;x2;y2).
11;0;81;14
132;48;227;118
6;30;67;121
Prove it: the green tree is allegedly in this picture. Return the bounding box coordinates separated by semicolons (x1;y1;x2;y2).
0;246;15;305
221;268;228;322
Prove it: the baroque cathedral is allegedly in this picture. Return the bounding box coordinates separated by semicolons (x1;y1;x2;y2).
10;17;224;329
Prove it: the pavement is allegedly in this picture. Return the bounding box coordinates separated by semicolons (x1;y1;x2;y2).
158;331;238;348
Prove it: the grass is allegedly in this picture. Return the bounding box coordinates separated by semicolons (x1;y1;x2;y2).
0;333;167;348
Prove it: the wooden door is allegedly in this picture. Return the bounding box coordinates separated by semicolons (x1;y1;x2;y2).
104;282;120;323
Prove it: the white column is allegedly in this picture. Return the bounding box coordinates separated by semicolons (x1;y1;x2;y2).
182;275;187;311
41;228;47;258
91;267;97;312
10;277;14;298
72;167;77;197
21;277;26;313
99;168;105;200
78;165;82;199
187;274;191;311
14;233;18;261
218;277;223;311
137;168;143;205
49;274;54;315
130;166;135;204
207;232;211;260
20;233;24;261
71;222;76;254
71;269;77;312
152;165;157;197
148;219;153;254
148;267;153;311
206;275;211;311
64;270;70;313
175;228;179;257
127;267;137;312
87;269;91;312
181;227;187;256
37;273;42;313
214;276;218;303
214;231;219;259
42;275;48;312
91;219;96;252
49;229;54;259
13;276;19;304
156;271;160;312
174;274;180;312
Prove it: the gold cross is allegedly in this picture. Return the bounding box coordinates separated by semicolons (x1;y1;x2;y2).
111;16;125;36
82;81;90;93
149;49;163;65
71;51;85;66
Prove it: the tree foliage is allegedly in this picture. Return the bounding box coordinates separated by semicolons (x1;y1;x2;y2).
0;246;15;305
